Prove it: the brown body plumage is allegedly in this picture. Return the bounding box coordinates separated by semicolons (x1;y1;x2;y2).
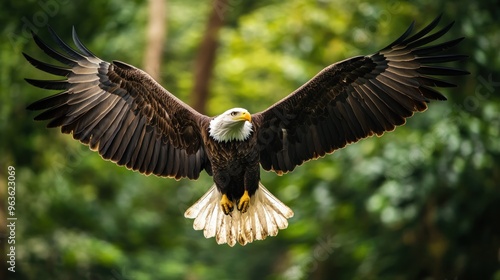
203;131;261;201
25;15;468;246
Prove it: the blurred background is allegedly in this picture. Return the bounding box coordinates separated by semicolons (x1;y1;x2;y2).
1;0;499;279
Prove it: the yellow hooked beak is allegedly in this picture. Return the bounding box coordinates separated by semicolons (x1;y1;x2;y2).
234;111;252;122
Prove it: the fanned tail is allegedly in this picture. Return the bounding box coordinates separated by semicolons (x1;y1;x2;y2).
184;182;294;246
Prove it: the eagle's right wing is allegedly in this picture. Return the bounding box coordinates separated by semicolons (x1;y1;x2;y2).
25;28;211;179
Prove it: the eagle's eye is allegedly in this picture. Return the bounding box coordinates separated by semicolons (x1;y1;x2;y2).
230;111;237;116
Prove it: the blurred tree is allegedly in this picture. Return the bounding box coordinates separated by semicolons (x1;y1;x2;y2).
143;0;167;81
190;0;227;114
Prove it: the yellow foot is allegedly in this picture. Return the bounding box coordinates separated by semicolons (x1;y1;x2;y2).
220;194;234;215
237;190;250;213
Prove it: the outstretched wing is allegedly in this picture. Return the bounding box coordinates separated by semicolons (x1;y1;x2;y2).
253;16;469;175
25;27;211;180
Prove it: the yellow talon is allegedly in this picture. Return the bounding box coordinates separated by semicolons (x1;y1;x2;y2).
220;194;234;215
237;190;250;213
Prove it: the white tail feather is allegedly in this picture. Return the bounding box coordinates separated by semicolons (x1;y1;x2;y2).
184;182;294;246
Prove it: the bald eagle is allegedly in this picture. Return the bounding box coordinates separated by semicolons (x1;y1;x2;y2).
25;16;468;246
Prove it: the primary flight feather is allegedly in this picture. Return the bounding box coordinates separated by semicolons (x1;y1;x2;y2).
25;16;468;246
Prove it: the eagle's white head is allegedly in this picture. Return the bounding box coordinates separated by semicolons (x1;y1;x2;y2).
209;108;253;142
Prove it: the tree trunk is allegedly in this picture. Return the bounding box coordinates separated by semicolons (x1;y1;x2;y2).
190;0;227;114
143;0;167;82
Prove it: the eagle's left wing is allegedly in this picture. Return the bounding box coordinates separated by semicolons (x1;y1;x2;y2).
252;16;469;175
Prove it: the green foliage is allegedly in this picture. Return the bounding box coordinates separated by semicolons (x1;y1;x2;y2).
1;0;499;279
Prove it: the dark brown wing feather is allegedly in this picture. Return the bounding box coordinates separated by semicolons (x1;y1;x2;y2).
25;27;211;180
252;16;469;175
